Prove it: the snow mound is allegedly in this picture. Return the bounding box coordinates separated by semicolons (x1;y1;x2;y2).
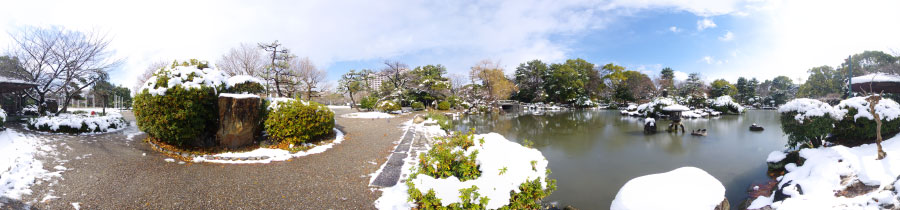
778;98;840;121
28;112;128;134
767;151;787;163
644;118;655;126
0;130;48;200
193;128;344;164
749;135;900;209
637;98;676;114
0;108;7;123
341;112;395;119
410;133;550;209
834;96;900;121
225;75;264;87
611;167;725;210
141;64;228;96
219;93;260;99
851;73;900;84
662;104;690;112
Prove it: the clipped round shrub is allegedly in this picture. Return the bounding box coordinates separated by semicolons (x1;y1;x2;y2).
831;97;900;146
225;75;265;94
778;99;837;149
437;101;451;110
407;131;556;209
360;96;378;110
411;102;425;111
133;59;226;146
265;99;335;145
378;100;401;112
710;95;744;114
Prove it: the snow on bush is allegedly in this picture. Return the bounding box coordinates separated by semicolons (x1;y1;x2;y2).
140;60;227;96
833;96;900;121
226;75;263;88
611;167;725;210
341;112;395;119
407;132;556;209
378;100;401;112
637;97;675;116
0;107;6;127
749;135;900;209
778;98;840;122
28;112;128;134
711;95;744;114
224;75;265;94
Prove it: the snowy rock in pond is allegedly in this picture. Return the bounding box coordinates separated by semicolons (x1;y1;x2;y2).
766;151;787;163
611;167;727;210
216;94;262;149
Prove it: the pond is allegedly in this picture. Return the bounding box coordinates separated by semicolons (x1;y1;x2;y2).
452;109;787;209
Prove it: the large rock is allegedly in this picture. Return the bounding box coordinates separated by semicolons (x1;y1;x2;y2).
216;94;262;149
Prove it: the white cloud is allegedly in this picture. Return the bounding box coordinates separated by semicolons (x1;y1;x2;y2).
697;18;717;31
702;56;714;64
719;31;734;41
669;26;681;33
673;71;689;81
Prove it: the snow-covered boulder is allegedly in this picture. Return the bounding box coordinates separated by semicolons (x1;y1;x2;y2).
611;167;727;210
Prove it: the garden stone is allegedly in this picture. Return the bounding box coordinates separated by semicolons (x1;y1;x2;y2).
216;95;262;149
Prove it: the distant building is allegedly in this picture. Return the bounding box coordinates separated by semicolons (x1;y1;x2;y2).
369;68;409;91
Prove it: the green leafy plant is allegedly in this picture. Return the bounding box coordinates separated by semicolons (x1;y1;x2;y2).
359;96;378;110
226;81;265;94
779;111;835;149
378;100;401;112
438;101;451;110
426;112;453;131
265;99;335;145
831;106;900;147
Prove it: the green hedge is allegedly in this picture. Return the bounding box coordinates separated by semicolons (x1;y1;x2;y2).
360;96;378;110
378;100;400;112
832;107;900;146
265;99;335;145
134;85;218;146
133;60;222;146
412;102;425;111
438;101;451;110
779;111;834;149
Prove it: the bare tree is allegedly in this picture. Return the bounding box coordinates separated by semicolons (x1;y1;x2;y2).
134;60;168;94
292;57;326;100
258;41;291;97
8;26;119;115
217;43;264;76
449;73;467;96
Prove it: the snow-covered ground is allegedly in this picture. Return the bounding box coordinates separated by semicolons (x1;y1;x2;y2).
0;129;60;207
749;134;900;209
611;167;726;210
341;112;395;119
326;105;351;109
192;128;345;164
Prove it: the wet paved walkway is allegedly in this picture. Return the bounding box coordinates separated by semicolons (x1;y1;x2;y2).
8;109;415;209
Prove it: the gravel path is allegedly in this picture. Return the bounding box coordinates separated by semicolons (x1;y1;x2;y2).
13;108;415;209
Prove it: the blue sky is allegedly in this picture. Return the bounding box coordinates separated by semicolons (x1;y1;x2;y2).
2;0;899;89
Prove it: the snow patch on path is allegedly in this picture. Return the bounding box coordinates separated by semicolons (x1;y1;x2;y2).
0;129;50;202
192;128;345;164
341;112;395;119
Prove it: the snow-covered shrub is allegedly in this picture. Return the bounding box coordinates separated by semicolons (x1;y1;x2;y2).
378;100;400;112
133;59;226;146
407;132;556;209
265;99;334;145
710;95;744;114
636;97;676;117
28;113;127;134
224;75;265;94
778;99;838;149
359;96;378;111
831;96;900;146
437;101;451;110
426;112;452;131
411;102;425;111
0;107;6;128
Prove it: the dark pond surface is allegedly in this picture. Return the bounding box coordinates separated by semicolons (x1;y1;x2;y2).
452;109;786;209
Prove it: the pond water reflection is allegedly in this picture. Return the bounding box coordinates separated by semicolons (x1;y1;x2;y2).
453;109;787;208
